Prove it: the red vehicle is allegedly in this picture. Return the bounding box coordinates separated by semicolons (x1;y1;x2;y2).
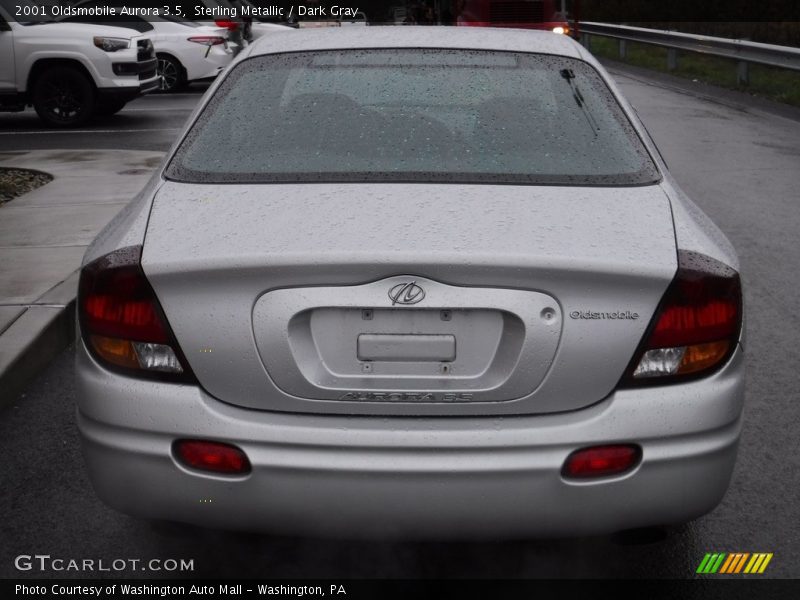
455;0;574;36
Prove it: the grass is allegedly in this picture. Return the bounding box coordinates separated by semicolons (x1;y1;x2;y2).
587;36;800;108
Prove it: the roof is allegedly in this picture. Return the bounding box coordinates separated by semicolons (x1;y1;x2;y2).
243;25;585;59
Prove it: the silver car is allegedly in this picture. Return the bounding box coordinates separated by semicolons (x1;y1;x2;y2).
76;27;744;539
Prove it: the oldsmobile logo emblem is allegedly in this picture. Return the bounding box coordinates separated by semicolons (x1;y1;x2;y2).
388;281;425;305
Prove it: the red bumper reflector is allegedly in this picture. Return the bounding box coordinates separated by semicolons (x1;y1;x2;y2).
174;440;251;475
562;445;641;479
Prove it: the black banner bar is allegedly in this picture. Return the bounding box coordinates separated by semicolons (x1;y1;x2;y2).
4;579;800;600
11;1;800;24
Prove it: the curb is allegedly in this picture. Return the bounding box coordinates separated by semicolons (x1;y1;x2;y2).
0;265;80;410
0;299;76;411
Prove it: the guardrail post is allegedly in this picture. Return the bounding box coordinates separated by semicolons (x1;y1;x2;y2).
581;33;591;51
667;48;678;71
737;60;750;85
619;39;627;59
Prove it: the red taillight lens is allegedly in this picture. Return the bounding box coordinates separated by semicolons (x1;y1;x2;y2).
621;250;742;385
78;246;194;382
646;273;739;349
174;440;251;475
562;445;641;479
81;262;169;343
215;19;239;31
187;36;226;46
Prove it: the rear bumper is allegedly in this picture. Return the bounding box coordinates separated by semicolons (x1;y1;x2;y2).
75;341;745;539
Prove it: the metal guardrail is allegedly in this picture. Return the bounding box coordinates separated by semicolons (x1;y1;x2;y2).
579;22;800;84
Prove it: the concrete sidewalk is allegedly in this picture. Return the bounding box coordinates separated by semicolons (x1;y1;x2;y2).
0;149;164;407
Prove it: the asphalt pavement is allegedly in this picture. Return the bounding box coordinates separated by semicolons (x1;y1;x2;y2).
1;69;799;579
0;86;207;153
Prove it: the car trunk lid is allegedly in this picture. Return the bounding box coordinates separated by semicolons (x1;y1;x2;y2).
142;182;676;416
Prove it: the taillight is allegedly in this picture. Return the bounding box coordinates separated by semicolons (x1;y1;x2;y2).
620;250;742;386
78;246;195;382
562;445;641;479
215;19;239;31
187;36;227;46
173;440;251;475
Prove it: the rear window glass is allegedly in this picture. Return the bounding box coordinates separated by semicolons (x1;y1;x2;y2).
166;49;661;186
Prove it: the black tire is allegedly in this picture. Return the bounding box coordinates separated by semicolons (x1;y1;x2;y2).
31;66;95;127
95;99;127;116
156;54;186;93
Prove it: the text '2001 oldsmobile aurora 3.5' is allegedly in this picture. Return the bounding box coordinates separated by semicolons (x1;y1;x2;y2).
75;27;745;539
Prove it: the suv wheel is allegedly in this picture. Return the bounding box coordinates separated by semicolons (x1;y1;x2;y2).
32;66;95;127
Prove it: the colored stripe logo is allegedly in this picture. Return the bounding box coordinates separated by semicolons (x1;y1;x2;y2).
696;553;773;574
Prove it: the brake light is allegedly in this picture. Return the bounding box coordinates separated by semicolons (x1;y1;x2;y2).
174;440;251;475
78;246;195;382
562;445;641;479
187;36;227;46
621;250;742;385
215;19;239;31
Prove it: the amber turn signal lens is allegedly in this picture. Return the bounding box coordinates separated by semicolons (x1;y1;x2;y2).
677;341;730;375
89;335;139;369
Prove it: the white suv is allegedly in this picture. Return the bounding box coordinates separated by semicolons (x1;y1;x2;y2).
0;0;160;126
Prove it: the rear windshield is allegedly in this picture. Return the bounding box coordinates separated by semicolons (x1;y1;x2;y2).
167;49;661;186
